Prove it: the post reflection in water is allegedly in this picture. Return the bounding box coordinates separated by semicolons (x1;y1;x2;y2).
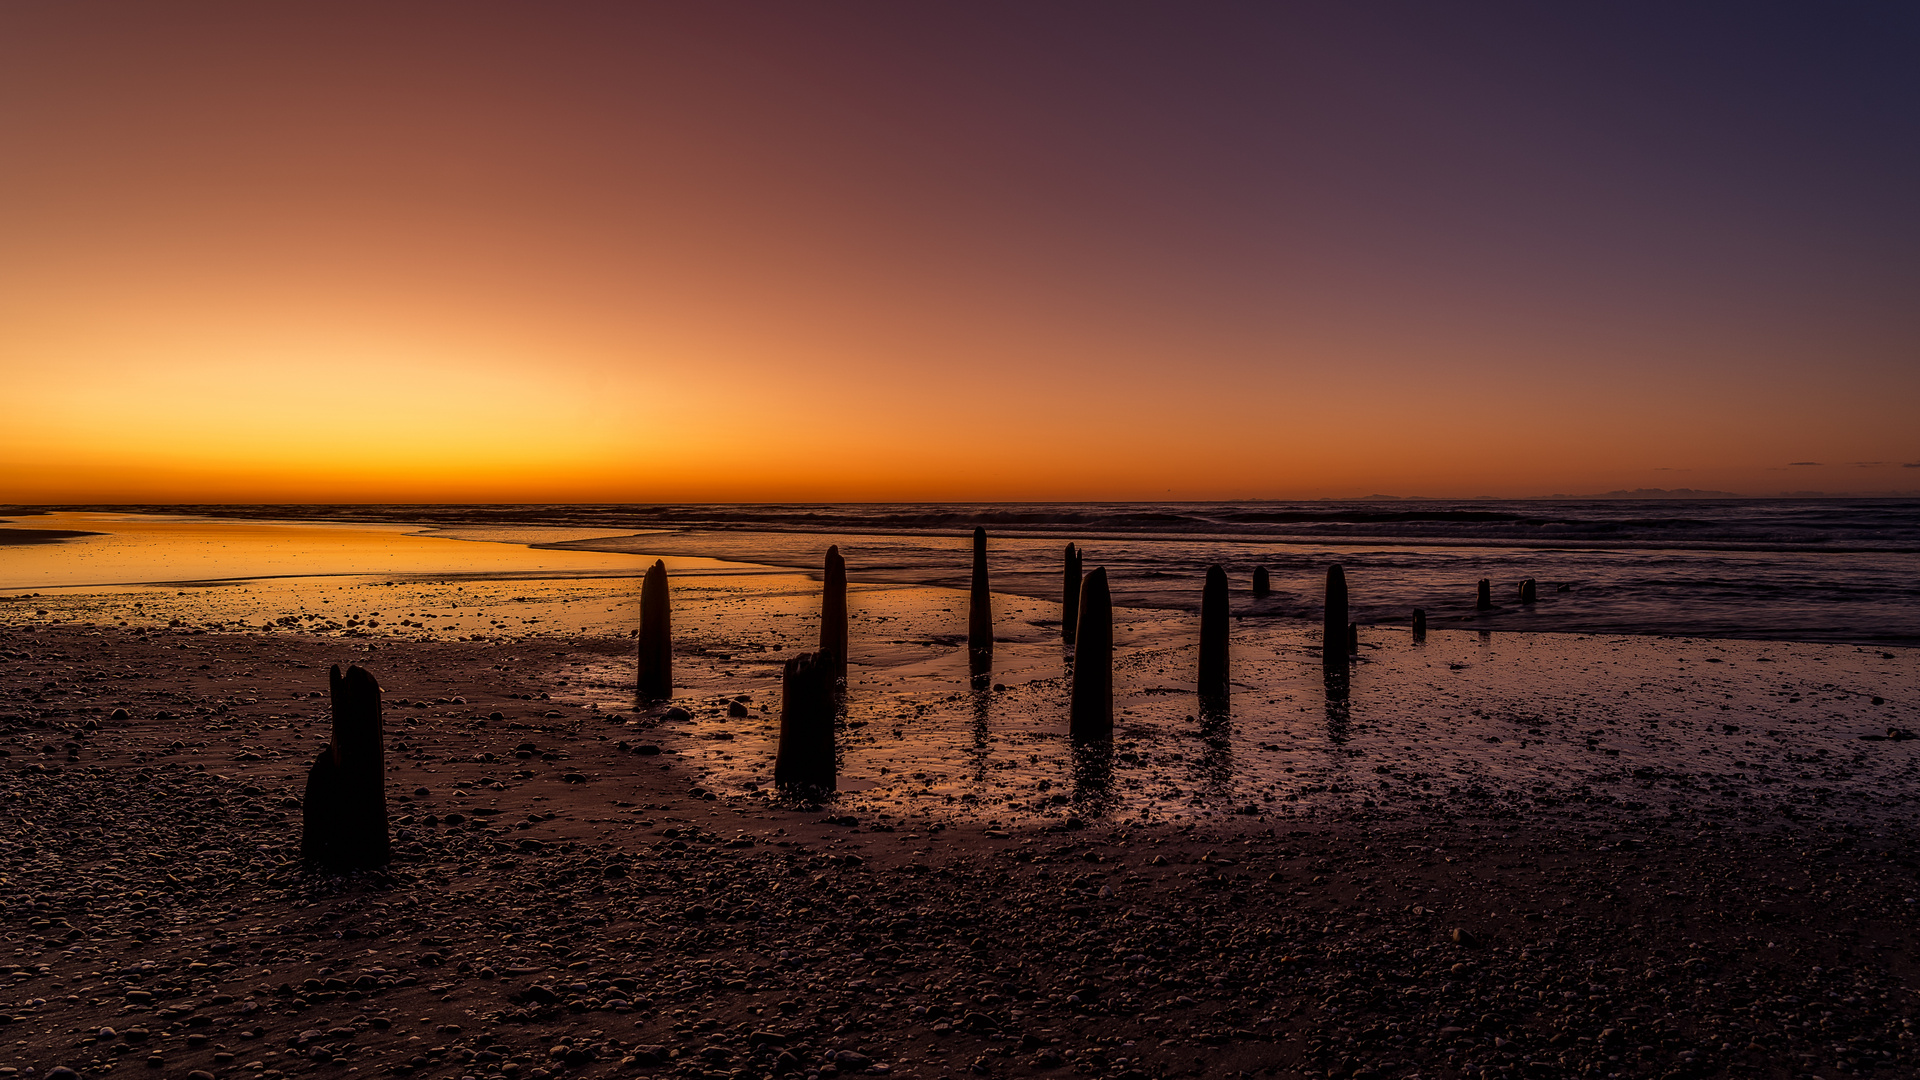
1324;674;1352;746
1197;702;1233;798
1070;737;1115;816
967;675;992;787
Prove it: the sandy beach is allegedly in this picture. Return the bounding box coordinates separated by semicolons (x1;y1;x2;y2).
4;514;1919;1080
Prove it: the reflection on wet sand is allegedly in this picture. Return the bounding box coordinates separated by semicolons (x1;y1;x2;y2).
9;512;1917;837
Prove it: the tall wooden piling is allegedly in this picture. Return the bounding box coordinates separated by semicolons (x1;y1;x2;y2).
1412;608;1427;640
1252;567;1270;598
1323;564;1349;680
1518;578;1537;604
821;545;848;684
1476;578;1493;611
1070;568;1113;740
1198;564;1230;706
968;527;992;660
1062;543;1082;644
301;664;389;870
638;560;673;699
774;652;836;794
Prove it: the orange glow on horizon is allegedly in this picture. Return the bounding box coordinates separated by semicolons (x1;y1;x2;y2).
3;7;1915;503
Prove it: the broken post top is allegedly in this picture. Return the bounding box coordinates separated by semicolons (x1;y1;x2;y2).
328;663;382;771
1325;564;1348;605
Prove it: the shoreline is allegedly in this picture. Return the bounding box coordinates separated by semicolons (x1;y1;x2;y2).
6;510;1918;648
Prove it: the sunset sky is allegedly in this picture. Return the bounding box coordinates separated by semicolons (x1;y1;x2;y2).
3;3;1916;502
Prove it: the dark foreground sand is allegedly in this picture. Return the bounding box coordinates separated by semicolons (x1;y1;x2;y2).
3;626;1918;1080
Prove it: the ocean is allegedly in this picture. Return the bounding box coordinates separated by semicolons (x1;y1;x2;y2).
27;498;1917;646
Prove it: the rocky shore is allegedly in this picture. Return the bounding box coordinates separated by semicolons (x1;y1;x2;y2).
3;626;1917;1080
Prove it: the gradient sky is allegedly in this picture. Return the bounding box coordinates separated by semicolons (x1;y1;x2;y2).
3;3;1917;502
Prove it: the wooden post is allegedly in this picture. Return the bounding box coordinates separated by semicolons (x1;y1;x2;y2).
1323;565;1349;681
774;652;836;794
1198;564;1229;707
1412;608;1427;641
1476;578;1493;611
1069;568;1113;740
1252;567;1270;597
821;545;848;684
301;664;389;870
637;560;672;700
968;527;992;661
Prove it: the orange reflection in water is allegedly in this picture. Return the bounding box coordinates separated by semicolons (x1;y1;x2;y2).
0;512;652;591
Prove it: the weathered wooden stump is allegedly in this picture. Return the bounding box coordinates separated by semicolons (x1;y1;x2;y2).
1476;578;1493;611
968;527;992;661
1412;608;1427;640
1252;567;1270;597
301;664;389;871
1062;543;1082;644
637;559;672;700
1518;578;1537;604
1070;567;1113;740
1323;564;1349;681
821;545;848;685
774;652;836;794
1198;564;1230;707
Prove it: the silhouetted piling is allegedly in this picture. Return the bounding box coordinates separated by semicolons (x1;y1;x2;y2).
1323;564;1349;680
1252;567;1270;597
774;652;836;794
1476;578;1492;611
1198;564;1230;707
1070;568;1113;740
820;546;848;684
968;527;992;660
1412;608;1427;641
301;664;389;870
1062;543;1082;644
1349;622;1359;655
1518;578;1537;604
637;560;672;700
